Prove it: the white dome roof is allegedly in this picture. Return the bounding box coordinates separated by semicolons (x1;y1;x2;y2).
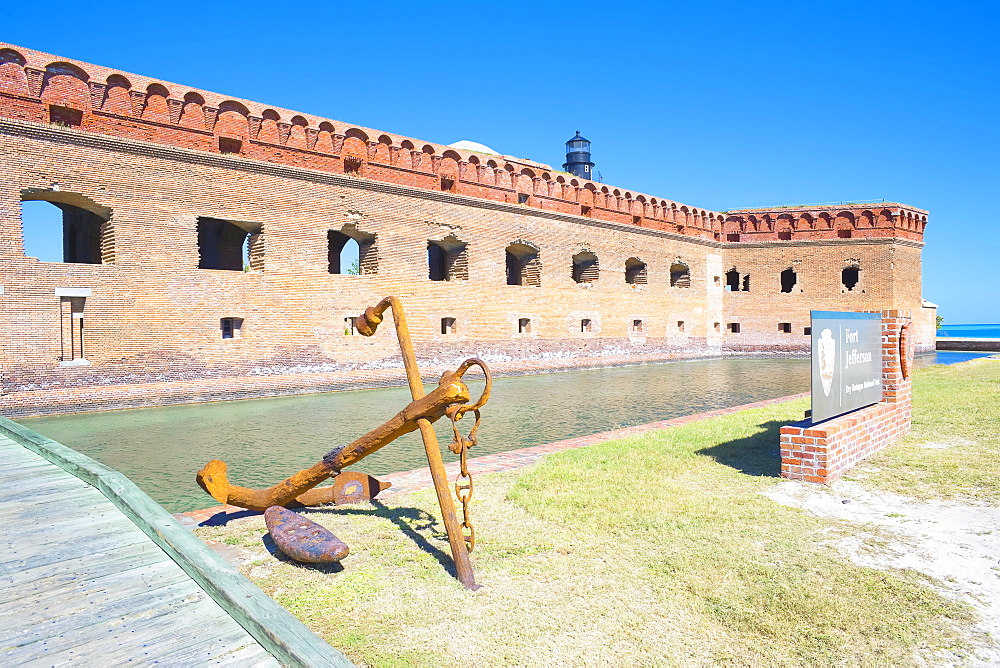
448;140;500;155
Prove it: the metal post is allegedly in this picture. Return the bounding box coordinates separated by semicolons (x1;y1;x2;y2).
384;298;479;589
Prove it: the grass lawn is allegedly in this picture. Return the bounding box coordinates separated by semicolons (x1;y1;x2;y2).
196;359;999;665
853;357;1000;502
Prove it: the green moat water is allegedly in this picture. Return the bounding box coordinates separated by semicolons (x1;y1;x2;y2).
18;353;967;513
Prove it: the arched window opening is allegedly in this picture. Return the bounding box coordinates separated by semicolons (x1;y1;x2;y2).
505;242;541;287
842;266;860;291
197;217;263;271
624;257;647;285
780;268;797;293
572;251;599;283
328;232;360;274
670;262;690;288
20;198;111;264
427;236;468;281
328;226;377;275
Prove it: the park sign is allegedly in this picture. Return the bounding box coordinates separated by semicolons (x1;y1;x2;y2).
811;311;882;423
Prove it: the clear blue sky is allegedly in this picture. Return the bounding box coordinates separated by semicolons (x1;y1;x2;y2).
5;0;997;323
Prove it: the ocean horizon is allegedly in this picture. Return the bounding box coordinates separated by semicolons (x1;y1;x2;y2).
936;324;1000;338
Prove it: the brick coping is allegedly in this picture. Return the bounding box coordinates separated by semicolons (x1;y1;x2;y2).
176;391;809;527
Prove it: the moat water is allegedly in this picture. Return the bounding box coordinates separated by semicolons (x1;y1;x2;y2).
16;352;983;513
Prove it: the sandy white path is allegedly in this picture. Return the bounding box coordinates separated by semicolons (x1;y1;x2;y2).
766;479;1000;664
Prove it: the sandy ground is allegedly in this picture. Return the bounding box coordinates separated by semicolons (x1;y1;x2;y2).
765;479;1000;664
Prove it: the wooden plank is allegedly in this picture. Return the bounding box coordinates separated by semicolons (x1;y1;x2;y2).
76;614;266;666
0;559;188;626
0;540;168;597
0;458;58;474
6;580;257;665
0;517;148;563
0;528;153;576
210;642;282;666
0;507;135;541
0;476;95;502
145;625;280;666
3;578;209;653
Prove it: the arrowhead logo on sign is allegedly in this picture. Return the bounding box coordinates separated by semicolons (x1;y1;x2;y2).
818;329;836;396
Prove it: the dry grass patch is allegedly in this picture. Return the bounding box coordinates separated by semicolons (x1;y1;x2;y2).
852;358;1000;502
197;396;974;665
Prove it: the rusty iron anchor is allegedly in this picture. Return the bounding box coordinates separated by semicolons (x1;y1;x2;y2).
196;296;491;589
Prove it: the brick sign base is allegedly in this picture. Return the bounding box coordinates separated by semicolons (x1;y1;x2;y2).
780;310;913;483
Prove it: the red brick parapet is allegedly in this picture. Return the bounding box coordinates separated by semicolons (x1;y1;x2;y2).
780;310;913;483
0;42;721;240
0;42;925;243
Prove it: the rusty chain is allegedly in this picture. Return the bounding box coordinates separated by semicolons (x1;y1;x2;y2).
448;407;482;551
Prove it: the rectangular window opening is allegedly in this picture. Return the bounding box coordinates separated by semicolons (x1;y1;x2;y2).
580;205;592;217
517;193;530;205
59;297;86;362
778;322;792;333
49;105;83;128
727;322;741;334
219;137;242;154
518;318;531;334
441;317;456;335
440;176;455;192
677;320;686;332
343;156;363;176
580;318;593;333
804;326;812;335
344;317;356;336
198;218;262;271
221;317;243;339
726;233;740;242
632;319;644;333
777;231;792;240
632;215;642;225
838;229;852;238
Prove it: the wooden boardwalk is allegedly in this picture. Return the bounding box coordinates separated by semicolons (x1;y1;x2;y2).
0;433;280;666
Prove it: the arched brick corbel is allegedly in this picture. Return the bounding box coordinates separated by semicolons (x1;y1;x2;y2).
332;134;345;154
202;106;218;132
277;121;291;144
166;98;183;125
431;155;443;173
129;90;146;117
24;66;44;98
247;115;262;139
305;127;319;150
87;82;107;110
389;145;402;166
367;140;380;160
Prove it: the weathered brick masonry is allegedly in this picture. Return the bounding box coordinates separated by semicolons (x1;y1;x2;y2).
780;311;913;483
0;44;937;416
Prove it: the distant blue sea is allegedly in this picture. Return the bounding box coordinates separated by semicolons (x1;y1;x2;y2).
936;324;1000;338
